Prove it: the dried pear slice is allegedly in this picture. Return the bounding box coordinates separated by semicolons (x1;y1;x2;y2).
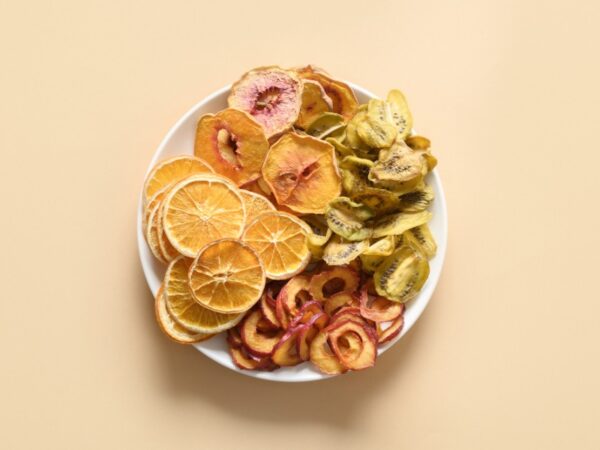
404;224;437;259
295;66;358;120
398;184;434;212
295;80;333;130
323;236;370;266
262;132;341;214
325;198;373;241
228;66;303;138
373;245;429;303
195;108;269;186
372;210;432;238
386;89;413;140
369;139;423;190
306;112;346;140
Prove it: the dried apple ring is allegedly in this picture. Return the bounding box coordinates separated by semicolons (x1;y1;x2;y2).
309;265;360;302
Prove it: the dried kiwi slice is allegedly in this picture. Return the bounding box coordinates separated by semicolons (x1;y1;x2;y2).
326;137;354;158
339;156;373;194
386;89;413;140
404;224;437;259
306;112;346;140
369;140;423;191
373;245;429;302
352;188;401;216
372;210;432;238
362;235;396;257
325;197;373;241
357;99;398;149
323;236;370;266
398;184;434;213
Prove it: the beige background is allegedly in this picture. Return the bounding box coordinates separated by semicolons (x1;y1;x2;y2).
1;0;599;449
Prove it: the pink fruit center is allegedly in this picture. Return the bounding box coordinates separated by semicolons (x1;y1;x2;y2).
254;87;282;112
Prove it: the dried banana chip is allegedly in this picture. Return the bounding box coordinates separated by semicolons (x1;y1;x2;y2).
372;210;432;238
373;245;429;302
323;236;370;266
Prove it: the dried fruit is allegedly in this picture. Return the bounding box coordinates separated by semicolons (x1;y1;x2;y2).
359;281;404;322
357;99;398;148
309;329;347;374
164;257;243;333
262;133;341;214
240;310;284;356
377;314;404;344
143;156;213;205
372;210;432;238
295;66;358;120
323;292;356;316
297;311;328;360
373;245;430;302
271;327;303;366
325;197;373;241
195;108;270;185
188;239;266;313
386;89;413;140
145;202;168;263
276;275;312;320
242;211;311;280
238;189;276;225
398;184;434;212
228;66;303;138
295;80;333;129
369;139;423;191
305;112;346;141
323;236;370;266
352;188;401;216
327;319;377;370
404;224;437;259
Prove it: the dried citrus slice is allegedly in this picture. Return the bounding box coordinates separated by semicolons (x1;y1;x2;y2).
163;175;245;257
156;201;179;262
143;186;169;234
189;239;265;313
238;189;275;226
242;211;311;280
154;283;215;343
194;108;269;185
145;202;168;263
164;257;244;333
262;132;341;214
143;156;213;205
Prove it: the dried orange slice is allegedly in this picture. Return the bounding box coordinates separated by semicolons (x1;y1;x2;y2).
238;189;275;226
164;257;243;333
143;156;214;205
145;202;168;263
189;239;265;313
163;175;245;257
155;201;179;262
242;211;311;280
143;187;169;234
155;283;215;343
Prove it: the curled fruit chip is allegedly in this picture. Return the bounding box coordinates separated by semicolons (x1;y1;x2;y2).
262;132;341;214
359;281;405;322
357;99;398;148
369;139;423;191
260;289;280;328
344;108;371;151
362;235;396;257
229;344;277;371
228;66;303;138
323;236;370;266
378;314;405;344
309;329;347;375
309;265;360;301
195;108;269;185
326;136;354;158
404;224;437;259
295;80;333;130
325;198;373;241
405;135;430;151
302;215;332;247
359;253;386;273
289;301;325;327
297;312;328;361
352;187;401;216
323;292;356;316
240;310;284;356
327;319;377;370
372;210;432;238
277;275;312;322
306;112;346;141
398;184;434;212
271;326;303;366
373;245;430;303
386;89;413;140
295;66;358;120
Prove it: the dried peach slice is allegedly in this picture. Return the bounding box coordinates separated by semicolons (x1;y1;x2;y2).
228;66;303;138
262;132;341;214
238;189;275;226
295;80;333;130
195;108;269;186
242;211;311;280
188;239;266;314
295;66;358;120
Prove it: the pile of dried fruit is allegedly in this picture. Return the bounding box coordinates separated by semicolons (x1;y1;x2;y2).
143;65;438;375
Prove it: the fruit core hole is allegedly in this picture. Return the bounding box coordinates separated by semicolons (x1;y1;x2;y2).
217;128;241;167
255;87;281;111
322;277;346;297
301;162;318;178
294;290;310;309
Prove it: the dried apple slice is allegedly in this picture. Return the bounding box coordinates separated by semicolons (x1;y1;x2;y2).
310;329;347;375
262;132;341;214
240;310;284;356
277;275;312;318
297;311;328;361
295;80;333;130
295;66;358;120
271;326;303;366
327;320;377;370
309;265;359;301
378;315;405;344
359;281;405;322
228;66;303;138
230;345;277;371
323;292;356;316
289;301;325;328
194;108;269;185
260;290;280;328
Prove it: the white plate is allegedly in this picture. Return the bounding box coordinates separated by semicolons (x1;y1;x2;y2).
137;83;448;382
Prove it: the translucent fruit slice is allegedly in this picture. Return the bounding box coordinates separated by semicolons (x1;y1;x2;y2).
295;79;333;130
238;189;275;226
262;132;341;214
164;257;243;333
155;283;215;344
195;108;269;186
242;211;311;280
143;156;214;205
188;239;266;313
163;175;245;258
228;66;303;138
